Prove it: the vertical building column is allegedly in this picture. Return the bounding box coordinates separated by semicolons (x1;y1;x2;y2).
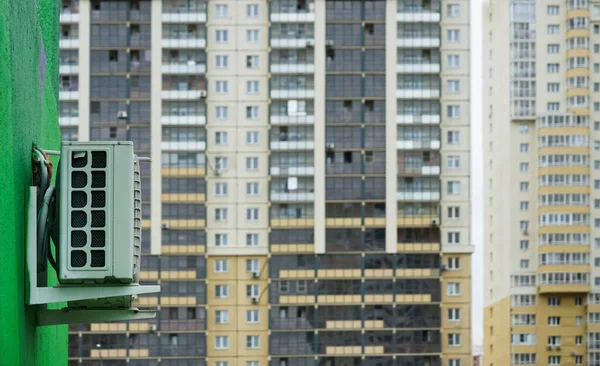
150;0;162;255
313;0;326;254
385;0;398;253
78;0;90;141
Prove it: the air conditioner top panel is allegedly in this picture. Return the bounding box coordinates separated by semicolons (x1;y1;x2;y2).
63;141;133;147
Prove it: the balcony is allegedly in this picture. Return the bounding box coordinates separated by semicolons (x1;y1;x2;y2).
271;89;315;99
397;139;440;150
162;27;206;48
396;191;440;201
271;63;315;74
270;0;315;22
162;8;207;23
59;116;79;126
271;191;315;202
162;62;206;75
396;37;440;48
60;12;80;23
162;115;206;126
161;141;206;151
59;38;79;49
270;128;314;151
161;90;205;100
59;64;78;75
59;86;79;101
397;63;440;73
271;114;314;125
396;89;440;99
270;166;315;176
396;114;440;124
396;11;440;23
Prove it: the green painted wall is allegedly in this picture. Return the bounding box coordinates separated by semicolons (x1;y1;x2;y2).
0;0;68;364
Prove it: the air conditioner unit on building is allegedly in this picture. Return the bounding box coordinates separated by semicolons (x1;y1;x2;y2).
252;271;260;279
431;219;438;226
306;40;315;47
326;143;335;150
57;142;141;284
199;90;208;98
441;264;448;271
252;296;259;304
117;111;128;119
325;40;335;47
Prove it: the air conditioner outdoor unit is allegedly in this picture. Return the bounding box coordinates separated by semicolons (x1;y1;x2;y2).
306;40;315;47
325;40;334;46
252;271;260;279
252;296;259;304
199;90;208;98
117;111;128;119
431;219;438;226
57;142;141;284
326;143;335;150
441;264;448;271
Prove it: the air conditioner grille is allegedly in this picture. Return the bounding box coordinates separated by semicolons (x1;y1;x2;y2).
132;158;142;282
72;152;87;167
71;250;87;267
71;191;87;208
71;171;87;188
91;191;105;207
91;230;105;247
91;171;106;188
92;151;107;168
71;231;87;248
71;211;87;228
91;211;106;227
91;250;106;267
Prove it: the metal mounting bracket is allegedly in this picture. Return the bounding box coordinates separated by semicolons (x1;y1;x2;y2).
26;186;160;326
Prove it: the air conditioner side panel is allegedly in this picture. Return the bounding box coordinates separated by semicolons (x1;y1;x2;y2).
111;144;135;282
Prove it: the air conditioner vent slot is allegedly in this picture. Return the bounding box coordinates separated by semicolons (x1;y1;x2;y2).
71;231;87;247
71;191;87;208
71;172;87;188
91;230;105;247
91;250;106;267
91;191;105;208
91;171;106;188
92;151;107;168
72;151;87;167
91;211;106;228
71;211;87;228
70;250;87;267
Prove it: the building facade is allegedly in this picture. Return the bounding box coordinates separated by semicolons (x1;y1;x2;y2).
483;0;600;365
61;0;472;365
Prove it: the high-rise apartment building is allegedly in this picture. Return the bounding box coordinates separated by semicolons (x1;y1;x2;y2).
60;0;471;365
483;0;600;365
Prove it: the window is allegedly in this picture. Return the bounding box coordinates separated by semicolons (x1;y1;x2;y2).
247;284;259;297
247;336;260;349
246;182;259;195
448;308;461;321
548;356;560;365
216;131;228;145
216;80;228;93
247;131;259;144
447;105;460;118
547;83;560;92
447;156;460;169
247;233;259;246
447;29;460;42
520;201;529;211
215;285;229;298
576;297;583;306
215;233;228;247
246;157;259;170
297;280;307;292
520;182;529;192
247;29;259;42
215;336;229;349
547;102;560;111
247;208;259;221
449;361;461;366
547;5;559;15
520;221;529;232
216;30;228;43
520;163;529;172
548;296;560;306
520;143;529;153
247;362;259;366
576;335;582;344
520;240;529;250
247;259;259;273
247;4;259;17
448;257;460;269
279;280;289;292
447;54;460;68
246;106;260;119
448;206;460;219
447;80;460;93
547;24;560;34
447;4;460;17
547;63;559;73
216;106;228;119
520;260;529;269
247;310;259;323
247;55;259;69
447;181;460;194
448;232;460;244
447;131;460;144
519;124;529;133
447;282;461;295
216;4;228;17
215;208;228;222
216;310;229;324
216;157;228;171
216;182;228;196
547;44;560;53
448;333;461;346
548;336;561;346
215;259;228;273
217;362;229;366
247;80;259;93
216;55;229;68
